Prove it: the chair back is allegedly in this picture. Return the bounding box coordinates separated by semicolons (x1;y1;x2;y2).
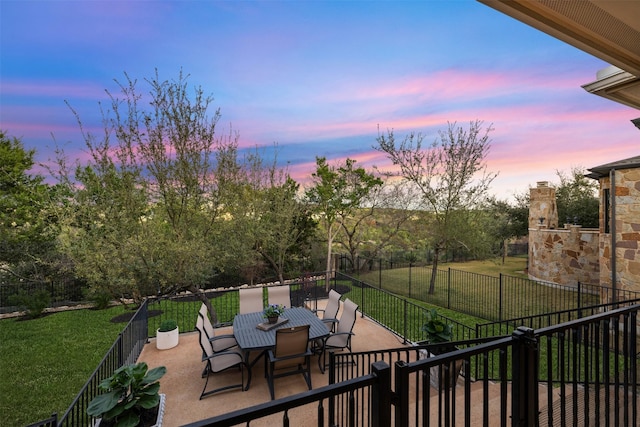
198;303;215;339
274;325;310;368
195;315;213;358
323;289;341;320
330;298;358;347
239;287;264;314
268;285;291;307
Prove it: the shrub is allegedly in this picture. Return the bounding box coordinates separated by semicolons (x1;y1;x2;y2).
7;289;50;318
158;319;177;332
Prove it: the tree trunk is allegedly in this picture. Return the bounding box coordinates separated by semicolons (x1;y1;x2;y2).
325;229;334;292
189;285;216;324
428;247;440;295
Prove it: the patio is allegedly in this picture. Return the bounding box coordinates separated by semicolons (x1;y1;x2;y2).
138;301;409;426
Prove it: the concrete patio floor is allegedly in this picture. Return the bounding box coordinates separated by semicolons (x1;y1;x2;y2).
138;302;409;427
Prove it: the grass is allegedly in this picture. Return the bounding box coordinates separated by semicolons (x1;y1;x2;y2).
0;305;130;426
356;256;599;321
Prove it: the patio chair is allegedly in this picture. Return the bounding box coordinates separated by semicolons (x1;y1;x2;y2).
267;285;291;308
195;315;251;399
313;289;341;332
318;298;358;373
266;324;312;400
239;287;264;314
198;303;237;352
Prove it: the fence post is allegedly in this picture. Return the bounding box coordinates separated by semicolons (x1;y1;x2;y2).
394;360;410;427
577;281;582;318
408;262;412;299
511;327;539;427
499;273;503;322
447;268;451;309
403;299;408;344
371;361;391;427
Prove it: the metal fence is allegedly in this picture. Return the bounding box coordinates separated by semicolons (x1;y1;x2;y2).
55;300;148;427
343;255;640;322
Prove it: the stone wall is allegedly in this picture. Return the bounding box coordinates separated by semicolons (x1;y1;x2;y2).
529;181;558;229
597;169;640;300
529;224;600;286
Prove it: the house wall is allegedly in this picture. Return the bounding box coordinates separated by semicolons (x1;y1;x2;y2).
597;169;640;300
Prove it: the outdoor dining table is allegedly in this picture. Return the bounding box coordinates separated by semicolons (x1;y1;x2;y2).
233;307;329;366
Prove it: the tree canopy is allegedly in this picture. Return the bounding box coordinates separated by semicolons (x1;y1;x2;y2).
376;121;497;293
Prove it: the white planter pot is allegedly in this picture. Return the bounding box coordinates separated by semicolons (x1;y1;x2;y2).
93;393;166;427
156;327;179;350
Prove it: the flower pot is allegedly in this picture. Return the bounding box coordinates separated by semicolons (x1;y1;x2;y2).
267;315;279;324
418;345;463;390
156;327;179;350
93;393;166;427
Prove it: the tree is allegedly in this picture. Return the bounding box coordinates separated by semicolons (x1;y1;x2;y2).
55;70;263;321
376;121;497;294
254;176;316;283
0;131;63;286
485;194;529;264
335;178;417;271
554;167;599;228
304;157;382;290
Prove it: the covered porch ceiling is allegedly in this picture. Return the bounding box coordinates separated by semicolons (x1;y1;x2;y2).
478;0;640;110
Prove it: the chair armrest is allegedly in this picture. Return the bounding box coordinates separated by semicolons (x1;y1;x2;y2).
210;334;238;352
322;317;338;325
203;349;244;366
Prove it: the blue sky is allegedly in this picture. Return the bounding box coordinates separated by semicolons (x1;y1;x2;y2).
1;0;638;200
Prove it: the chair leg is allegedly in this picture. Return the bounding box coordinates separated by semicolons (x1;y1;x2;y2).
267;361;275;400
304;357;312;390
242;361;252;391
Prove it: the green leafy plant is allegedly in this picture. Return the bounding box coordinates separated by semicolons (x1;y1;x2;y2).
421;308;453;343
263;304;285;318
7;289;50;318
86;362;166;427
157;319;177;332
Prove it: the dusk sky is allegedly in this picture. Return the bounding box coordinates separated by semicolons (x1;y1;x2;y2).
1;0;638;201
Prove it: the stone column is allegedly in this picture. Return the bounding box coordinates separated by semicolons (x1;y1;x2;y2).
529;181;558;229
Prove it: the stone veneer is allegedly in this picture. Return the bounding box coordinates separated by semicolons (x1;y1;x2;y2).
528;224;600;286
597;168;640;301
528;181;600;287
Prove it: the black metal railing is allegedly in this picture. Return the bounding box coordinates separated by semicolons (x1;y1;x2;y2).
56;300;148;427
327;304;639;427
333;272;476;344
343;254;640;322
180;361;392;427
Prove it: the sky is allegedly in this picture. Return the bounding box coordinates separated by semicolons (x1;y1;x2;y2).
1;0;638;201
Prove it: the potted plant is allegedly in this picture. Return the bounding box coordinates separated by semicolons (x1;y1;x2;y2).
422;308;454;350
87;362;167;427
156;319;179;350
420;308;462;389
263;304;285;324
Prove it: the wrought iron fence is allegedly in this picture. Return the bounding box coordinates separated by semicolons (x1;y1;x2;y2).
342;255;640;322
56;300;148;427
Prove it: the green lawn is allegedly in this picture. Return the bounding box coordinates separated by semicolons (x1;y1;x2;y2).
0;306;130;426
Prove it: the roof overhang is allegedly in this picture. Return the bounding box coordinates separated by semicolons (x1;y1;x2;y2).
581;65;640;110
478;0;640;110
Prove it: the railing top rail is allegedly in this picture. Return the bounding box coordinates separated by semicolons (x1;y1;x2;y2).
477;297;640;328
401;335;514;373
534;303;640;337
181;369;383;427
